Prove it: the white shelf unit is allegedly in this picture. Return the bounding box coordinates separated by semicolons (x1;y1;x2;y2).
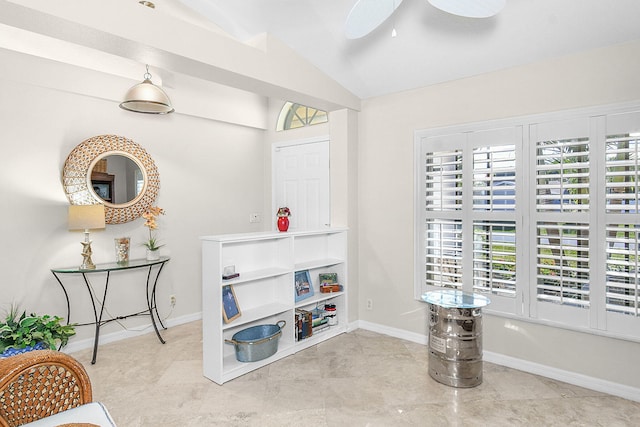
201;228;348;384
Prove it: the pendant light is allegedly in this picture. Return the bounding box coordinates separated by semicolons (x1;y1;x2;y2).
119;65;174;114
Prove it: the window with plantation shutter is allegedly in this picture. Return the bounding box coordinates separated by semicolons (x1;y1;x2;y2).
606;133;640;214
536;138;590;212
423;148;463;289
425;150;462;211
417;128;520;314
606;224;640;316
473;145;516;211
536;222;590;307
605;126;640;318
473;220;516;296
416;104;640;341
425;219;463;289
533;130;591;312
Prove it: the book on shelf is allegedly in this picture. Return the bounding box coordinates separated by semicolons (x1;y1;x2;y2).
295;309;313;341
312;317;328;328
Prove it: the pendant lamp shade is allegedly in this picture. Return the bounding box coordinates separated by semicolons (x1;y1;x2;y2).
119;65;174;114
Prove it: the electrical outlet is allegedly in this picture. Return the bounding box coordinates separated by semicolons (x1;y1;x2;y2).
170;295;176;307
249;212;262;223
366;299;373;310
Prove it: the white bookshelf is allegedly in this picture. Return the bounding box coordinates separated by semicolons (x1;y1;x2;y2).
201;228;348;384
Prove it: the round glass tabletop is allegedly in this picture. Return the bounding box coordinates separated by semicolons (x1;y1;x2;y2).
421;289;490;308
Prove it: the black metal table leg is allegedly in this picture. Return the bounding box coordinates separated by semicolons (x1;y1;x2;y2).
152;262;167;330
81;271;105;364
51;257;171;363
51;272;71;325
146;264;166;344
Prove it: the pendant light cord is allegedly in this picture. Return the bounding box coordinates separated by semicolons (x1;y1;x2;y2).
144;64;152;80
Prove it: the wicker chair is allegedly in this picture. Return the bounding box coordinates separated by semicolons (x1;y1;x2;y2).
0;350;93;427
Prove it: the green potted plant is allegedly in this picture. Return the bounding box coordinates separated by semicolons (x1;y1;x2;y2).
0;306;76;357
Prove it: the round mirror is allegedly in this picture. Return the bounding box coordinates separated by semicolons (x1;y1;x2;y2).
88;153;145;206
62;135;160;224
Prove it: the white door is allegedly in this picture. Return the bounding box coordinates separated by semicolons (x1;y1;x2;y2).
272;138;330;231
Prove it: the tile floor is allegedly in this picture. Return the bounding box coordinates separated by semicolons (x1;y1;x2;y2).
71;321;640;426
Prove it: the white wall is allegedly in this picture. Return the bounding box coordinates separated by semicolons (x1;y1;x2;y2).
0;52;268;343
358;40;640;389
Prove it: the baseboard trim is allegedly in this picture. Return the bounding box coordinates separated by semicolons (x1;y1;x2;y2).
483;351;640;403
63;312;202;355
355;320;640;403
354;320;428;345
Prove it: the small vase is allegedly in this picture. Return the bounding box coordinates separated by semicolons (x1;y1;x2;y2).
146;249;160;261
114;237;130;264
277;216;289;232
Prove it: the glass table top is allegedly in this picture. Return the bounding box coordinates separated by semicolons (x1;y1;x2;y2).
51;256;170;273
421;289;490;309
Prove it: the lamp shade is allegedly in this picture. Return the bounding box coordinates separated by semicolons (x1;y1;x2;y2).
119;78;174;114
68;204;106;231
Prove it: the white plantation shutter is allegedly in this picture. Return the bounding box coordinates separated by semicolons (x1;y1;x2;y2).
530;119;592;325
473;220;516;296
471;143;518;299
425;219;463;289
604;112;640;320
418;128;520;314
417;107;640;339
536;222;590;307
473;145;516;211
536;138;590;212
606;134;640;214
605;224;640;316
418;134;466;297
425;150;462;211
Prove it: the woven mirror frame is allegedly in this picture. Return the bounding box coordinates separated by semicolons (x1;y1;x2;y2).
62;134;160;224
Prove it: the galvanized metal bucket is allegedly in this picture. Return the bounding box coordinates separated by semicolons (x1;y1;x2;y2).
225;320;286;363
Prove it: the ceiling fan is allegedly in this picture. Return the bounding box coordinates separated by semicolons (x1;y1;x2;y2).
345;0;506;39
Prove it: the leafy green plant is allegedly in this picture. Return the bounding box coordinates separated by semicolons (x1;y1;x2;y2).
0;306;76;353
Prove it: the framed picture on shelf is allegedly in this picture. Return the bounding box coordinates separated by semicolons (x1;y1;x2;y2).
319;272;342;293
295;270;314;302
318;273;338;285
222;284;241;323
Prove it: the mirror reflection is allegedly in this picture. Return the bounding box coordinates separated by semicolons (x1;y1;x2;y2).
90;154;144;205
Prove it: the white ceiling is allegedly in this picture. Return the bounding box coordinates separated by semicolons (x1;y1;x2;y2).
164;0;640;100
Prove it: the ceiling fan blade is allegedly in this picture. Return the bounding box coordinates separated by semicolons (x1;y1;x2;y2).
428;0;506;18
345;0;404;40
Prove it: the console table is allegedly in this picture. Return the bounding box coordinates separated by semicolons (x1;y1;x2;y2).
51;257;170;364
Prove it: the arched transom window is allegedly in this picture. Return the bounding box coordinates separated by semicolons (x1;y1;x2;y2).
277;101;328;131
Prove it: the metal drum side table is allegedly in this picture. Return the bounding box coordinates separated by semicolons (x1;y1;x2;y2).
422;290;490;388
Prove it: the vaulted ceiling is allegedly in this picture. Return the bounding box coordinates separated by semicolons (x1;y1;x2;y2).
168;0;640;99
3;0;640;108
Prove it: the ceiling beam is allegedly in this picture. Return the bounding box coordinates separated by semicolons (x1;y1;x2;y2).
0;0;361;112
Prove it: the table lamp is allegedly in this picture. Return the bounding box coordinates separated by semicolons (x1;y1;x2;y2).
68;204;106;270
